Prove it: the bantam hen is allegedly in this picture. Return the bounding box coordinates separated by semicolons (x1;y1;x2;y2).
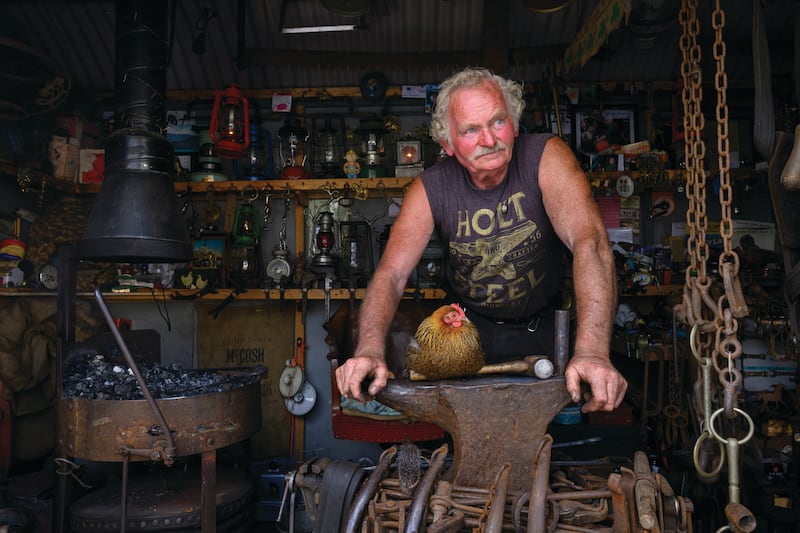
406;303;485;380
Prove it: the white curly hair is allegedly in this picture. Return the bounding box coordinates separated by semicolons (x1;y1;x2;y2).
429;67;525;147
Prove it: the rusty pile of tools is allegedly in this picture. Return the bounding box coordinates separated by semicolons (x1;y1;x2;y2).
286;441;694;532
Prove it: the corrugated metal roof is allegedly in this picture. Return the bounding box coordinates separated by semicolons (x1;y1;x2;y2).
0;0;794;118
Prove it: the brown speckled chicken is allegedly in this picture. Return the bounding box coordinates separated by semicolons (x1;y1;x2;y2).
406;303;485;380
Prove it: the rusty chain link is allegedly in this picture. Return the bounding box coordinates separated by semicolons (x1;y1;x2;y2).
679;1;755;519
679;0;714;334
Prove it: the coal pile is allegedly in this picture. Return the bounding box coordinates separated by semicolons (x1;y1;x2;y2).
63;347;265;400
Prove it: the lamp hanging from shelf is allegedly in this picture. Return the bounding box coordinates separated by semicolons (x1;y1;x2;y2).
232;192;260;246
309;210;339;274
338;220;373;286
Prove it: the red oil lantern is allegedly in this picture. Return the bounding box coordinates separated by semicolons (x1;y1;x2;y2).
209;84;250;159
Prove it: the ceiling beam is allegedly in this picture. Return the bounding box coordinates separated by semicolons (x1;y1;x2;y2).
239;43;568;70
240;48;483;69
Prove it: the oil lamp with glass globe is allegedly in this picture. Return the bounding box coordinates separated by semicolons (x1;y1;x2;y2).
209;84;250;159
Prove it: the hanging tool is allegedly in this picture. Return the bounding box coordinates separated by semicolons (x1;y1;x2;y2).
201;184;221;227
300;282;309;326
208;279;245;319
281;339;317;416
323;273;334;322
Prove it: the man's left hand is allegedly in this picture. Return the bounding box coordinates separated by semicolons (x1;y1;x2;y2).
564;355;628;413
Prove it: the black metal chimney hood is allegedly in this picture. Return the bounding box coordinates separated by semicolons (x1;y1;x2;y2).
79;0;192;263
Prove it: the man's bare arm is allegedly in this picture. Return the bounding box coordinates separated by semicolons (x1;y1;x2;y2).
335;178;435;401
538;137;627;411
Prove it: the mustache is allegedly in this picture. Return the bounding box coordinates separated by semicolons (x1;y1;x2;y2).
471;141;508;160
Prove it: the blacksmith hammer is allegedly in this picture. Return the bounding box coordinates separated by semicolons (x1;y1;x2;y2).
408;355;554;381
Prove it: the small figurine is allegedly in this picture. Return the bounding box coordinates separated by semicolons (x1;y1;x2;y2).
343;149;361;179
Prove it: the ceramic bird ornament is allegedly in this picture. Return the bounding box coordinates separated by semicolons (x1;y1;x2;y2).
406;303;485;380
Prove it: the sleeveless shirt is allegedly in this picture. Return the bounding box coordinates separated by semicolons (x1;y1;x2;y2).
421;133;564;321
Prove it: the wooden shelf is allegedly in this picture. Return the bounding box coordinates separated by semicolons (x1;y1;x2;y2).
2;159;416;197
1;159;100;194
0;287;445;302
175;177;414;194
4;160;689;197
586;169;685;181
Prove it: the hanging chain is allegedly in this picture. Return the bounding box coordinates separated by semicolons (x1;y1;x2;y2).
277;192;291;252
710;0;748;417
712;0;749;335
262;191;272;232
679;0;713;331
679;1;756;519
713;2;732;262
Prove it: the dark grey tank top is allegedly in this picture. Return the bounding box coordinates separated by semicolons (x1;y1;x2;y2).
421;133;564;321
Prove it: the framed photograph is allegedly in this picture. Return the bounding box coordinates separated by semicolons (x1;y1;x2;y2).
576;109;635;155
192;234;226;270
173;234;227;289
396;140;421;165
425;84;440;114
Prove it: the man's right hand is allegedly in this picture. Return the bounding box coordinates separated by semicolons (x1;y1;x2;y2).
335;355;390;404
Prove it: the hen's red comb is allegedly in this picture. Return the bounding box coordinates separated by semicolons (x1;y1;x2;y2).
449;303;466;316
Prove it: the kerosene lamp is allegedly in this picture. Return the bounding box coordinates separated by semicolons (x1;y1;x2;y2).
411;233;445;288
227;244;260;287
236;123;274;180
232;192;260;246
356;118;387;178
338;220;373;286
313;127;345;177
277;117;310;180
310;211;339;273
190;130;228;182
209;84;250;159
395;138;425;178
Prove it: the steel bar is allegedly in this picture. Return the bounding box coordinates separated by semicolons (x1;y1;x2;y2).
92;287;177;464
406;445;449;533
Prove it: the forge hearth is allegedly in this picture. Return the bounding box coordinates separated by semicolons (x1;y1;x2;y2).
57;347;264;463
62;347;264;400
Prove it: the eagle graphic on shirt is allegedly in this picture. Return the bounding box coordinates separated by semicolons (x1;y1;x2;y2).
449;219;545;283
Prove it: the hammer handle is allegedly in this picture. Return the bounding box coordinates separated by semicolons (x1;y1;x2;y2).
476;360;531;375
408;356;552;381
